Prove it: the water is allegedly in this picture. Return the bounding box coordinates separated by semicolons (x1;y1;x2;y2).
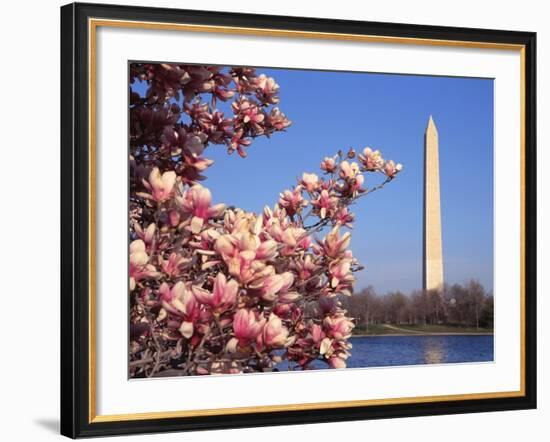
345;335;494;368
278;335;494;370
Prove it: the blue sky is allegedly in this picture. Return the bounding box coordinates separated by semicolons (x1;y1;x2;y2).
132;67;494;294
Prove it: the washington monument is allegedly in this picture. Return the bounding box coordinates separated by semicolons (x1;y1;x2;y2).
423;116;444;292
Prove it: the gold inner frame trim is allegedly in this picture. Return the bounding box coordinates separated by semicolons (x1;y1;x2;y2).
88;17;527;424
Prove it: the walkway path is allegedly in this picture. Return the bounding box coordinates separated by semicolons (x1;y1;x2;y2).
382;324;425;334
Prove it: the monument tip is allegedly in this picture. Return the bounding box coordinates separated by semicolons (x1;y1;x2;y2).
426;115;437;132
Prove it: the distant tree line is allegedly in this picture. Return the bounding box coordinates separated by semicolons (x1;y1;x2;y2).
340;280;493;331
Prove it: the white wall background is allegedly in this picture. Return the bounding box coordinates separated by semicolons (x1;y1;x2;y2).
0;0;546;440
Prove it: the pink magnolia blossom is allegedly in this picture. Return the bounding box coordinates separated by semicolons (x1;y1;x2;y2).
184;101;210;127
320;156;337;173
254;74;280;105
251;273;286;302
319;337;333;355
215;234;258;282
266;108;291;131
184;66;216;96
300;172;319;193
338;161;365;196
231;67;259;93
384;160;403;178
129;239;158;291
205;111;233;143
178;154;215;184
283;227;311;254
311;323;325;346
338;161;361;180
329;257;355;289
162;126;207;158
311;189;338;219
328;356;347;369
160;252;188;278
141;167;177;203
358;147;385;171
192;273;238;313
262;313;289;347
339;173;365;197
233;309;266;346
333;207;355;228
278;271;295;293
278;291;301;304
133;222;156;247
177;185;226;233
278;188;307;217
214;227;278;283
159;281;201;338
227;129;252;157
213;86;235;103
255;239;278;260
316;227;351;259
324;315;354;341
292;254;318;280
232;97;265;129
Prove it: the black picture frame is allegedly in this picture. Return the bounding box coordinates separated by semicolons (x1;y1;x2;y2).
60;2;537;438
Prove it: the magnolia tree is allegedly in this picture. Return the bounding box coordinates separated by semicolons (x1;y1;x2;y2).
129;63;402;377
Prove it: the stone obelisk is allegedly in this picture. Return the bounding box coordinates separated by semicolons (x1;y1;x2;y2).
423;116;444;292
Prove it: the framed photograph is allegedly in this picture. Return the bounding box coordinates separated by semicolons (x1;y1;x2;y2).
60;2;536;438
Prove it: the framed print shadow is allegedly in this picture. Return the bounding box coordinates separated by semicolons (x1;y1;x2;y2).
60;2;537;438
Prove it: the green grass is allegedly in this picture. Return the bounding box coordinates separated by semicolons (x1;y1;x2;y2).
352;324;403;335
353;323;494;336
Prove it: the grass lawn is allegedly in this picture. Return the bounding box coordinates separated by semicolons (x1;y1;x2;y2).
353;323;494;336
